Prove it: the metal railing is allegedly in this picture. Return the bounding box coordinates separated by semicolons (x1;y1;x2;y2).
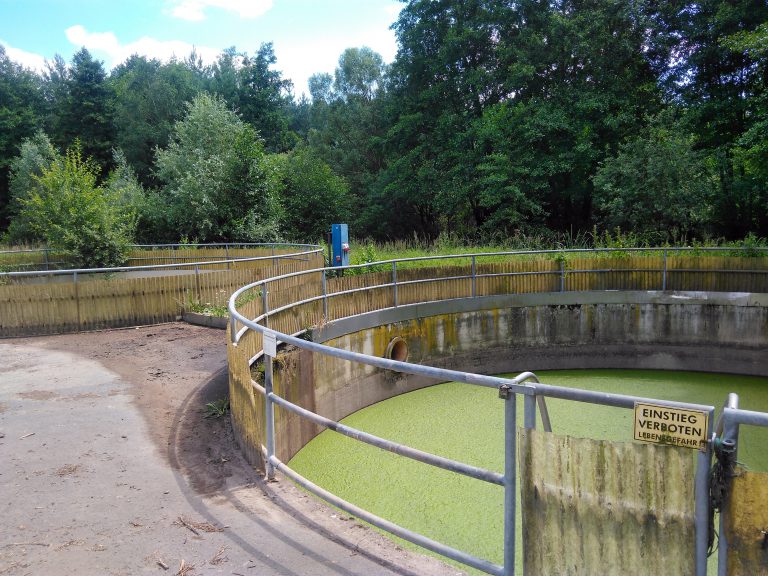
228;247;768;575
713;395;768;575
0;243;323;282
0;242;322;274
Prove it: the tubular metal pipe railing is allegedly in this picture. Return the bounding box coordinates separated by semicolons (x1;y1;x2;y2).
0;244;323;279
227;247;768;576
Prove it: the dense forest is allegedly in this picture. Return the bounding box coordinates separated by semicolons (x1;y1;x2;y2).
1;0;767;266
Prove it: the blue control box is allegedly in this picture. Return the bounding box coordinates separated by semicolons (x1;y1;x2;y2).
331;224;350;267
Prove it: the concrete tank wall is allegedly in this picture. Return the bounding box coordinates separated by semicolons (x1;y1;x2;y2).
268;291;768;462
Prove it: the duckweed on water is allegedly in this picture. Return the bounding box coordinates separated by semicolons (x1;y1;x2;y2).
289;370;768;572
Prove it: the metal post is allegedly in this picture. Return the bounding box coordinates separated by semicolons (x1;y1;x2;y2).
262;285;270;328
695;408;715;576
73;271;81;330
524;394;536;430
264;351;276;480
321;270;328;320
271;245;276;267
501;386;517;576
718;394;740;576
662;248;668;291
43;249;49;271
194;264;201;301
471;255;477;298
225;244;230;270
560;258;565;292
392;262;398;307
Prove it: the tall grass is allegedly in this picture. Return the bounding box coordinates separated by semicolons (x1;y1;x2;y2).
347;229;768;272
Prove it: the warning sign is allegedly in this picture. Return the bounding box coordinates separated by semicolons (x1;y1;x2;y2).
634;402;709;450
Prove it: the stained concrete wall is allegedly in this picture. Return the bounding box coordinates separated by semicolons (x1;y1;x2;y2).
264;291;768;462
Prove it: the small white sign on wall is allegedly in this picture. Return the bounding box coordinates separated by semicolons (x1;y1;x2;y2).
263;330;277;357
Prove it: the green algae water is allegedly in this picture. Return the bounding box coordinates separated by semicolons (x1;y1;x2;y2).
288;370;768;572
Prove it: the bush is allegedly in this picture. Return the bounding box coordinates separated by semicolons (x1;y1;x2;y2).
15;141;135;268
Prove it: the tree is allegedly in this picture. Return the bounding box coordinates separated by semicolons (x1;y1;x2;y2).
0;45;43;227
56;48;115;170
334;47;385;101
14;141;135;267
109;55;202;186
236;43;296;152
6;131;60;242
305;48;389;236
646;0;768;238
155;93;282;242
275;147;350;241
593;112;716;239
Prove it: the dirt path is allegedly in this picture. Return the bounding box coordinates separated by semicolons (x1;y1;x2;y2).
0;323;458;576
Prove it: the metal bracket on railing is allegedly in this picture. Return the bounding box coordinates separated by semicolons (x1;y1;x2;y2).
498;384;513;399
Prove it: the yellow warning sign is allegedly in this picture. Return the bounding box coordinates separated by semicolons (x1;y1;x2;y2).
634;403;709;450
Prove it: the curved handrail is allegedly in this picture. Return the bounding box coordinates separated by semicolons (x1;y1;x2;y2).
226;247;768;576
0;244;323;279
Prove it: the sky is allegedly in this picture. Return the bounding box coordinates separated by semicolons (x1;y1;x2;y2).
0;0;402;97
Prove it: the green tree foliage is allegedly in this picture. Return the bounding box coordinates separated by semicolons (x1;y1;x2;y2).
15;141;135;267
0;1;766;244
0;45;43;226
6;130;60;243
54;49;116;170
334;47;384;101
593;112;717;238
648;0;768;237
378;0;512;238
109;55;203;187
275;147;350;241
306;47;388;234
155;93;282;242
209;44;296;152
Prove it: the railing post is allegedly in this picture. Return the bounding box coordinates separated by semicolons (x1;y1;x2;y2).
322;269;328;320
500;385;517;576
73;271;81;330
264;348;276;481
271;245;276;267
194;264;201;301
225;244;230;270
262;284;270;328
662;248;668;291
392;262;398;307
717;394;740;576
695;408;715;576
560;258;565;292
524;394;536;430
43;249;49;271
471;255;477;298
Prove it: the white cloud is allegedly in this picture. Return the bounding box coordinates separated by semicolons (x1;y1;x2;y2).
65;25;220;69
0;40;47;72
168;0;273;21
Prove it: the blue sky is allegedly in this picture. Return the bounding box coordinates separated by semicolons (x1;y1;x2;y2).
0;0;402;96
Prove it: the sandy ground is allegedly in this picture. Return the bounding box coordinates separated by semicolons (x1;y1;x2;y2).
0;323;459;576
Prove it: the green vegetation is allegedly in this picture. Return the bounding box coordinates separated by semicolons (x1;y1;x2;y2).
10;141;135;268
1;1;767;248
345;231;768;273
203;398;230;419
185;287;259;318
290;370;768;572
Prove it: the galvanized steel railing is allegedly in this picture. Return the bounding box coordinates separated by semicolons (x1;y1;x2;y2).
227;247;768;575
0;242;322;278
714;395;768;575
